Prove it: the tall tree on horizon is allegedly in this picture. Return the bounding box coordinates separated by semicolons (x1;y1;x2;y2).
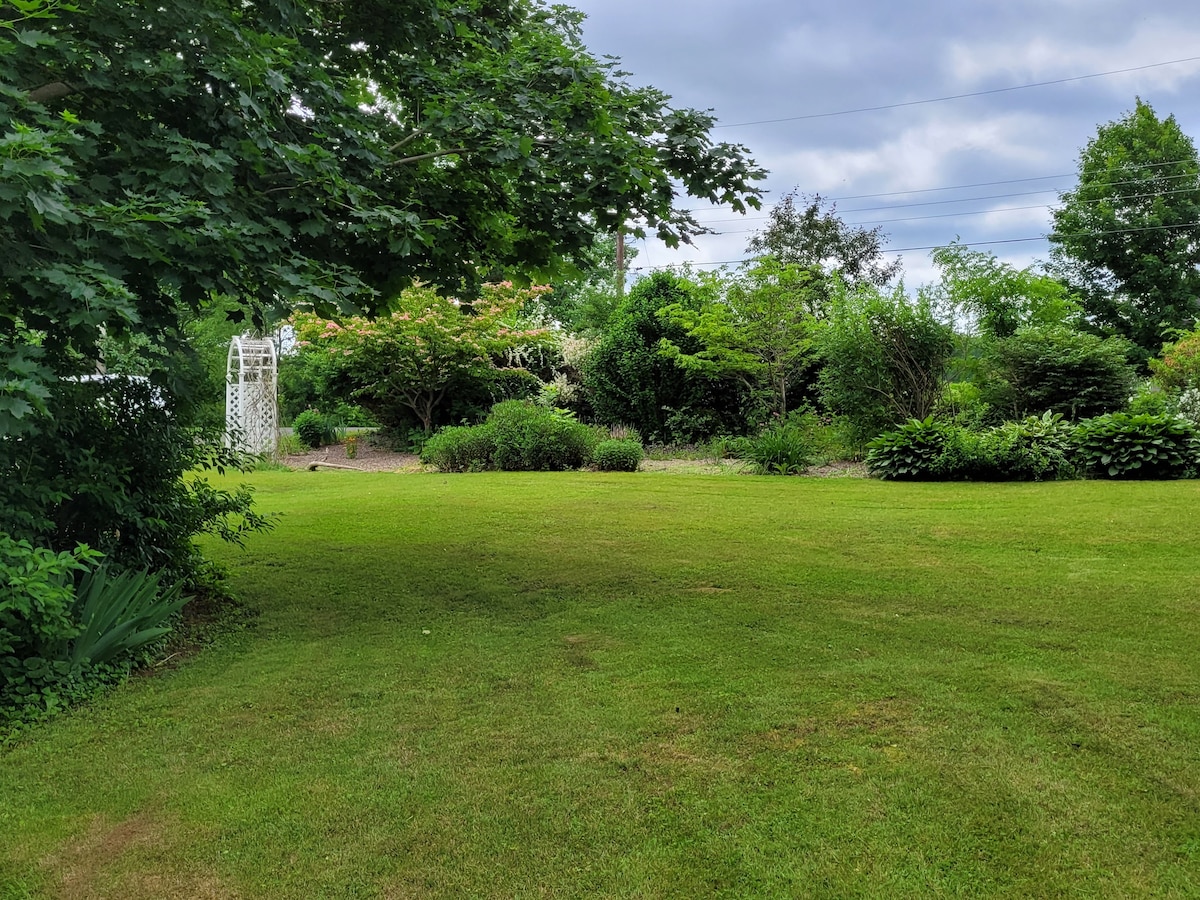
1050;99;1200;359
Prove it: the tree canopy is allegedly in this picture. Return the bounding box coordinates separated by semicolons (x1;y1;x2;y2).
0;0;766;433
747;190;902;291
1050;99;1200;357
932;243;1077;339
657;259;816;419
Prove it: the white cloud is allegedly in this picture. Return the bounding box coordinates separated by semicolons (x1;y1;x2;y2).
947;21;1200;96
768;112;1059;195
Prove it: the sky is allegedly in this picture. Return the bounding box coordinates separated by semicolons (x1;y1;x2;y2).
567;0;1200;287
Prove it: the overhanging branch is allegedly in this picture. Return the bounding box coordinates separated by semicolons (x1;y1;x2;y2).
387;147;470;167
27;82;77;104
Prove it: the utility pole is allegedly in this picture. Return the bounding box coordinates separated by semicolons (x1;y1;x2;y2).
615;226;625;298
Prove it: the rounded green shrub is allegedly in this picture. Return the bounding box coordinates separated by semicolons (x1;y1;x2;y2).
1073;413;1199;479
293;409;337;449
488;401;598;471
593;439;643;472
865;417;949;480
419;424;496;472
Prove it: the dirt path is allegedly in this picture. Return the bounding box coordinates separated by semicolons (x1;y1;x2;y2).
280;443;868;477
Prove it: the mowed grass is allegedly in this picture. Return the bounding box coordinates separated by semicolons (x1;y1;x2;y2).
2;472;1199;898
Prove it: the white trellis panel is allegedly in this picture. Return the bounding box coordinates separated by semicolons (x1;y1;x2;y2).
226;335;278;454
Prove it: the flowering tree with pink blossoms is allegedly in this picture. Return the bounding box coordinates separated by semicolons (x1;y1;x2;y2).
291;283;555;434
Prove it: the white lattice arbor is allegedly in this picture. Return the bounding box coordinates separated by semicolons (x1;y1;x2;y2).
226;335;278;454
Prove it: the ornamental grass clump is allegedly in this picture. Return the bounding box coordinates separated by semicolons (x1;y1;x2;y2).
292;409;339;449
739;419;814;475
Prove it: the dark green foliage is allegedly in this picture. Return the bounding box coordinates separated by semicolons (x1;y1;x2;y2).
1050;100;1200;356
1;0;765;440
937;415;1076;482
419;425;498;473
1;540;186;719
0;537;97;713
868;414;1074;481
585;272;746;443
66;567;188;670
292;409;339;449
1072;413;1199;479
984;326;1136;420
593;439;643;472
865;417;949;480
488;401;599;472
738;417;815;475
277;349;376;429
869;411;1197;482
0;378;272;587
815;287;955;445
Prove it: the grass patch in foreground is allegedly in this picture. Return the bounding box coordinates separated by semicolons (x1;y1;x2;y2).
2;473;1199;898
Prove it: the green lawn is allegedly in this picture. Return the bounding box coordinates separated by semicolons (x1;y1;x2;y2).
2;472;1199;898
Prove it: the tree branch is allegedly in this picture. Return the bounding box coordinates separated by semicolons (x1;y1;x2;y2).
388;147;470;167
388;128;427;153
27;81;77;104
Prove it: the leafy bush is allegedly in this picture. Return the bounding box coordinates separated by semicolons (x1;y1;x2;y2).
585;271;746;443
869;414;1075;482
488;401;598;471
739;418;814;475
0;538;99;712
290;283;554;435
814;285;955;445
1;540;187;719
420;402;598;472
1072;413;1199;479
1127;381;1174;416
1149;328;1200;392
947;415;1075;481
936;381;992;430
0;377;272;588
865;417;949;480
593;439;643;472
419;424;498;472
292;408;338;449
984;326;1135;420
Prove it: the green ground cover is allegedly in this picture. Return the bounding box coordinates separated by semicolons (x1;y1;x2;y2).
2;473;1199;898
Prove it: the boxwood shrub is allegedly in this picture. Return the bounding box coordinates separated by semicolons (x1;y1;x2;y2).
593;439;643;472
419;424;497;472
420;402;599;472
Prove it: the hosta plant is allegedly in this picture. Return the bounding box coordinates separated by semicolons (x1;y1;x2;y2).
1073;413;1199;479
866;417;948;480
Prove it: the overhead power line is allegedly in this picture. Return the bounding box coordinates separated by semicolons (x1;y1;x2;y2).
691;181;1200;229
715;56;1200;128
678;158;1200;215
630;219;1200;273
